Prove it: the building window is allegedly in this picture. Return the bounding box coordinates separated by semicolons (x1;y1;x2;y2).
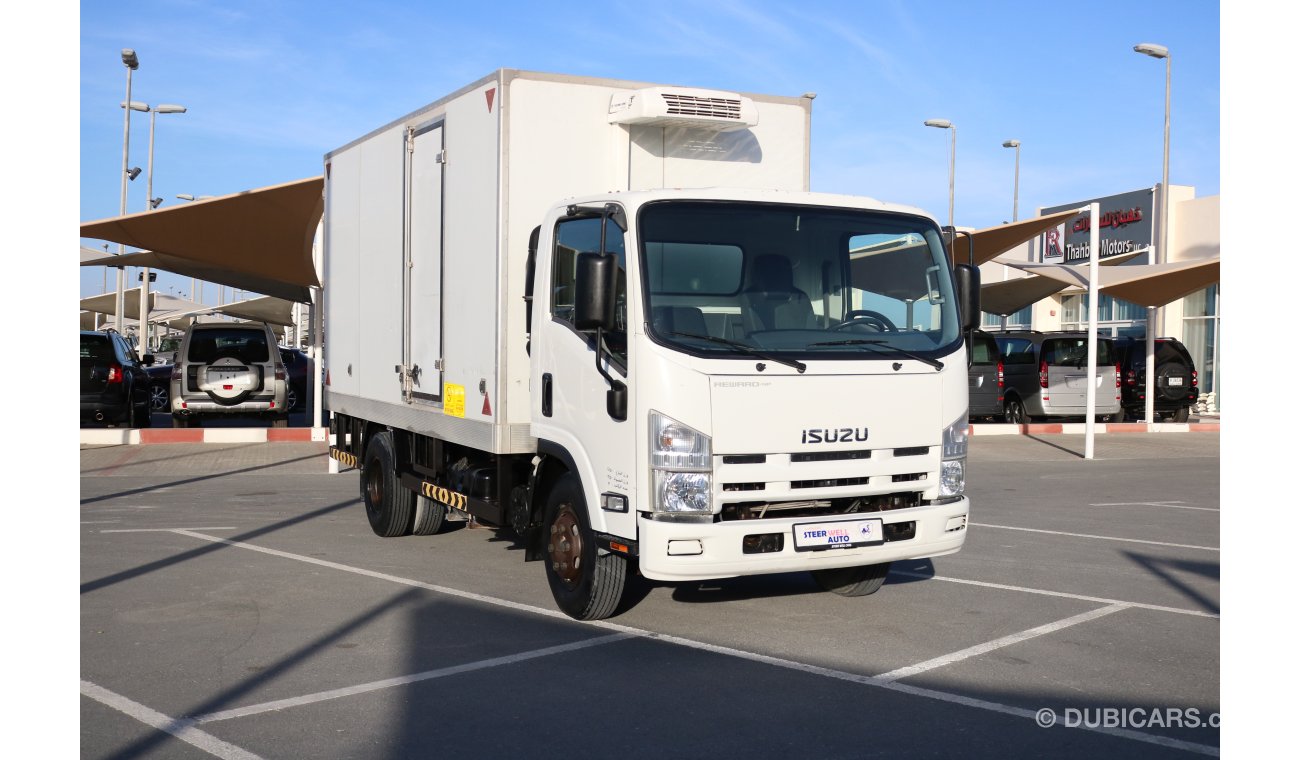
1182;285;1219;409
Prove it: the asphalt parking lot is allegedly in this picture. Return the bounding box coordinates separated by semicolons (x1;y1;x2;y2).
80;432;1220;759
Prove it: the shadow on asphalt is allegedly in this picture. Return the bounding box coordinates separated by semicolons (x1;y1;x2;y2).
80;497;357;595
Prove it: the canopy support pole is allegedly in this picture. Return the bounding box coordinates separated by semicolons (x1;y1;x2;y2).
1085;203;1099;460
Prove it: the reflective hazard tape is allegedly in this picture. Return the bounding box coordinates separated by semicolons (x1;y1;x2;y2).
420;481;469;512
329;448;358;468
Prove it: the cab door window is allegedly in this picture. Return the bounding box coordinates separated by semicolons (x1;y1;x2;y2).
551;215;627;366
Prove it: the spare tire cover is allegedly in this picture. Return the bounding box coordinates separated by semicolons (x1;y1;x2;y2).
1156;362;1192;401
202;356;254;406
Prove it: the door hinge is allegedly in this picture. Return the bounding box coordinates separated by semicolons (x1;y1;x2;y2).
435;150;447;164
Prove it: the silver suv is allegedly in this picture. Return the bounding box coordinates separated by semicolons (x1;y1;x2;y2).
170;321;288;428
991;331;1121;424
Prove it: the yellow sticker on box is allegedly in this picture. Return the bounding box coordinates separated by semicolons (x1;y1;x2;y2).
444;383;465;417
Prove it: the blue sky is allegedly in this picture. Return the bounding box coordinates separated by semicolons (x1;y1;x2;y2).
74;0;1219;302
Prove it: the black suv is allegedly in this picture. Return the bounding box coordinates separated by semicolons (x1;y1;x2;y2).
1114;336;1200;422
80;330;154;427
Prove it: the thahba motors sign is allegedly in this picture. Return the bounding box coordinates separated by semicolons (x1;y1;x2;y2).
1040;187;1155;264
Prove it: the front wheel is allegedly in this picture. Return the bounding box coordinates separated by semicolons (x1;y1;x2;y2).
543;474;626;620
811;562;891;597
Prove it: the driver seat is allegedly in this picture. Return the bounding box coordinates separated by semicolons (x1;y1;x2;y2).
739;255;816;333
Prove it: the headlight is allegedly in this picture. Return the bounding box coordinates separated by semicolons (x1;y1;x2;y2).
942;415;969;459
939;413;968;498
650;411;712;514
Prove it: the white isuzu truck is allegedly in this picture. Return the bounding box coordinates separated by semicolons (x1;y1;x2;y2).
324;70;979;620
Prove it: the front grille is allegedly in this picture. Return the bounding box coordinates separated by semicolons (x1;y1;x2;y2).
892;473;927;483
893;446;929;457
661;93;743;119
791;450;871;463
723;455;766;464
792;476;871;489
723;482;764;492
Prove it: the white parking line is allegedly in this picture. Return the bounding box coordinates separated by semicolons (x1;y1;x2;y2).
1089;501;1219;512
888;570;1218;619
163;529;1217;755
971;522;1219;552
101;527;239;533
194;633;632;724
81;680;264;760
874;603;1130;683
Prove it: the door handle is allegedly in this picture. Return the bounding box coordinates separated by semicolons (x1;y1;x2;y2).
541;373;553;417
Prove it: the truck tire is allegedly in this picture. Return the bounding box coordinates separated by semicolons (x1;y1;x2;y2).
411;494;447;536
362;431;414;537
811;562;891;597
543;474;626;620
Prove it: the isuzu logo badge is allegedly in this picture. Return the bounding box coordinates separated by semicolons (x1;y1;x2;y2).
801;427;869;444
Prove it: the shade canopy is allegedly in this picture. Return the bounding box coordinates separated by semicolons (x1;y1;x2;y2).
979;251;1142;316
80;176;324;303
979;277;1070;317
79;291;296;329
999;257;1221;309
948;207;1086;266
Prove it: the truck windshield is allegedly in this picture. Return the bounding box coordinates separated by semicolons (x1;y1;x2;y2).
639;201;960;361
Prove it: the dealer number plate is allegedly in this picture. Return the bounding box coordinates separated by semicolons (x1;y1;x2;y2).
211;369;246;383
793;518;884;551
1168;377;1184;386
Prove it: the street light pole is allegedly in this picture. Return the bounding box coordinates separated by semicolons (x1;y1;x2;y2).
138;103;187;351
177;194;211;304
924;119;956;230
115;49;139;334
1135;42;1171;424
1002;139;1021;222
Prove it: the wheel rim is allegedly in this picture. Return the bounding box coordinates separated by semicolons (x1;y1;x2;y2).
549;504;583;588
365;461;384;518
286;387;298;410
150;385;168;411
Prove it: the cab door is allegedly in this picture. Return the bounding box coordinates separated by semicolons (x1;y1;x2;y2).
530;210;636;537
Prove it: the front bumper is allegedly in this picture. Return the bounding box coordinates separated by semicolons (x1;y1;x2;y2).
636;497;969;582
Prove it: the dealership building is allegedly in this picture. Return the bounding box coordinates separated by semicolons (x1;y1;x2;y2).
979;185;1221;411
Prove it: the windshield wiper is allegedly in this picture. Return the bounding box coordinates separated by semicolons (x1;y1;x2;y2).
806;339;944;371
665;331;806;373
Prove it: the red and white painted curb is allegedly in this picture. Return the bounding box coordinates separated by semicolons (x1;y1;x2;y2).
80;427;330;445
970;421;1219;436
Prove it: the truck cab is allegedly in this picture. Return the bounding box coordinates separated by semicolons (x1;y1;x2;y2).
528;189;972;617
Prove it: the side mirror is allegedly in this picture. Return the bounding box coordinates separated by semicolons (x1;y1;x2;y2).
954;264;981;331
574;252;618;332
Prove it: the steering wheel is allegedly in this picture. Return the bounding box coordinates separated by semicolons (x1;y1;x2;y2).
833;309;897;332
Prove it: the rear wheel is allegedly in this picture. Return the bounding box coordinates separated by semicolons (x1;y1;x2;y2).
1172;406;1190;423
1004;398;1027;425
150;384;169;412
543;474;626;620
412;494;447;535
362;431;414;537
271;414;289;428
811;562;892;597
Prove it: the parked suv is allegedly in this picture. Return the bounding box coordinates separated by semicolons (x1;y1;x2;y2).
967;330;1003;421
991;331;1121;423
170;321;288;427
1114;336;1200;422
80;329;154;427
